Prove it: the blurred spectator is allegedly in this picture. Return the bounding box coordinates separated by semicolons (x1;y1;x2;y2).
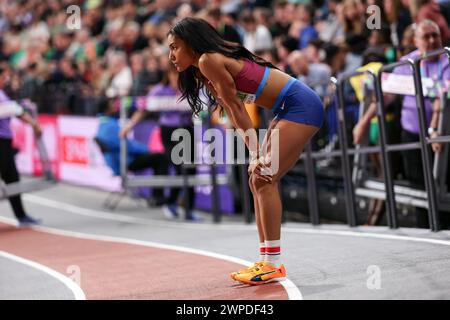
341;0;369;41
205;7;242;44
99;17;125;54
17;63;42;103
44;57;85;114
122;21;148;56
0;66;42;226
253;6;272;29
412;0;450;45
148;0;179;25
397;23;417;57
82;5;105;37
343;33;366;74
383;0;412;47
304;39;325;64
276;36;299;72
257;48;281;67
317;0;345;43
129;51;161;97
368;24;397;63
394;19;449;154
240;10;273;52
323;43;347;77
94;97;168;206
89;60;110;96
288;50;332;98
269;0;293;39
46;30;73;61
222;10;246;41
105;51;132;98
289;3;319;49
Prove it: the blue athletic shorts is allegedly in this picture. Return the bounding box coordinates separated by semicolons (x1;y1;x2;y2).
271;78;324;128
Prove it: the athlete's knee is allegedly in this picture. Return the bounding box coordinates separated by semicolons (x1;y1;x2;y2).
252;175;277;193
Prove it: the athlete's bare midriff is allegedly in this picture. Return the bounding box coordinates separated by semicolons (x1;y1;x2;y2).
221;55;293;110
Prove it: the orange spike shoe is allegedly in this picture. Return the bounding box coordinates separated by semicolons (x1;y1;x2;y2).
230;261;265;281
233;262;286;285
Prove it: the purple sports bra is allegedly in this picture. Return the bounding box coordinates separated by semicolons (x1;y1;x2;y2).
233;59;270;104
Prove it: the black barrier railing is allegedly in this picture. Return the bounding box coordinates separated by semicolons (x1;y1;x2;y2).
374;48;450;231
299;47;450;231
413;47;450;231
337;71;369;227
336;69;399;228
380;58;434;228
413;56;439;230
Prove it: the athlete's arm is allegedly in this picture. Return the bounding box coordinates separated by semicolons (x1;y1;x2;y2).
198;53;259;156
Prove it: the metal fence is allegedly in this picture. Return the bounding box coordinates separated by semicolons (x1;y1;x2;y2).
301;47;450;232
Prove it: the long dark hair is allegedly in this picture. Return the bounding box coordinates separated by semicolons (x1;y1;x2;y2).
167;17;277;115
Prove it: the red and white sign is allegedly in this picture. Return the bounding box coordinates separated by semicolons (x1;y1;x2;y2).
61;136;89;165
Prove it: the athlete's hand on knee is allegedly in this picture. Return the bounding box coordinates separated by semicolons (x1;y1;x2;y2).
251;156;273;183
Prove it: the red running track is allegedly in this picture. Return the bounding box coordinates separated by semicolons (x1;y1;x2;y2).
0;222;289;300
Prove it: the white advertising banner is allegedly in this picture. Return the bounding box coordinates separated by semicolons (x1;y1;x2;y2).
381;73;450;97
57;116;121;192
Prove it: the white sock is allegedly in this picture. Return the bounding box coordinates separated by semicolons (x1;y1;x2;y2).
259;242;266;261
265;239;281;267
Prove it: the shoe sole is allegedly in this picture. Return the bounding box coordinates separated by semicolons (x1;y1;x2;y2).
236;276;286;286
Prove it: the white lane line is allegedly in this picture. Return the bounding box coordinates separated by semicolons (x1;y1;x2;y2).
23;194;255;231
0;217;302;300
23;194;450;247
283;227;450;246
0;250;86;300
